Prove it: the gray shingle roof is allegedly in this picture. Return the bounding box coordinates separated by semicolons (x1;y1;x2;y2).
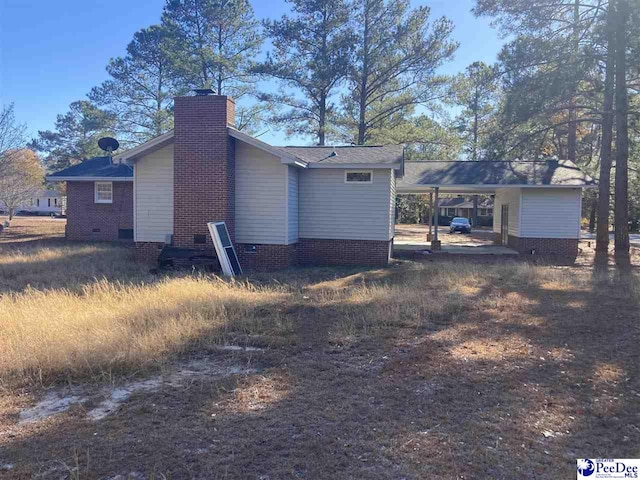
398;160;594;187
36;189;64;198
278;145;404;165
48;157;133;179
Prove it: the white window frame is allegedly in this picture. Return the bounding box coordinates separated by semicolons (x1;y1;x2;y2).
344;170;373;184
95;181;113;204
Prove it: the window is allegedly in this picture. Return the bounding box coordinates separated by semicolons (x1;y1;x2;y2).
95;182;113;204
54;198;58;206
36;199;40;207
345;170;373;184
48;198;51;207
447;208;456;216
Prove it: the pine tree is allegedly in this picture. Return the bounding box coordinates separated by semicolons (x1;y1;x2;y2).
474;0;602;163
30;101;117;170
341;0;457;145
614;0;630;258
452;61;499;160
255;0;354;145
596;0;616;255
90;25;179;144
161;0;262;97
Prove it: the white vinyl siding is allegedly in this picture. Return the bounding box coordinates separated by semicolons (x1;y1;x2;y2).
286;166;299;244
493;188;521;237
298;168;394;241
520;188;581;238
235;141;288;244
388;170;396;239
134;144;174;243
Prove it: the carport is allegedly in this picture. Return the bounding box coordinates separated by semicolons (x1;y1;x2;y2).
395;160;596;257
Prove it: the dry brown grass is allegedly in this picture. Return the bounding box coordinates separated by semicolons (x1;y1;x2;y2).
1;219;640;479
0;215;65;244
0;277;292;386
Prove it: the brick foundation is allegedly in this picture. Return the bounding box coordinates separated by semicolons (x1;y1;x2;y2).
237;243;298;271
173;95;235;250
507;235;578;257
135;241;165;263
65;181;133;242
298;238;392;267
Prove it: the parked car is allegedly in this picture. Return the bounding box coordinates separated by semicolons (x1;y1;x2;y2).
450;217;472;234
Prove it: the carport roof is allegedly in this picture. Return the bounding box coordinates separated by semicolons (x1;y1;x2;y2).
398;159;595;192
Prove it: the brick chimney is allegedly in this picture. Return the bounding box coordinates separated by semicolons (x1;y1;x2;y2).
173;94;235;249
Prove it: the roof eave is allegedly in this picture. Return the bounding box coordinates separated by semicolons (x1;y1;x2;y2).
397;183;595;193
46;176;133;182
114;130;175;162
307;162;402;169
228;127;307;167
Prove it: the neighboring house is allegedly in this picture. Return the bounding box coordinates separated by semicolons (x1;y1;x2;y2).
0;190;66;216
437;197;493;218
47;92;595;267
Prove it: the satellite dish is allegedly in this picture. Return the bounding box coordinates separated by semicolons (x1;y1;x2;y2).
98;137;120;155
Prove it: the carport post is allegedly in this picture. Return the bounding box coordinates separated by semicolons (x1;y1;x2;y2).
428;192;433;240
432;187;440;250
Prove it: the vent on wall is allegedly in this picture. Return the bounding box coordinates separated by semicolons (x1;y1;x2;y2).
193;234;207;244
118;229;134;240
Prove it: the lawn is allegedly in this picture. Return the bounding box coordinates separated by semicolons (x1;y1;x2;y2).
0;217;639;479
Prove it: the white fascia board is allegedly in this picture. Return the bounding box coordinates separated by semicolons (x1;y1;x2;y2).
45;176;133;182
308;162;402;170
114;130;175;162
397;184;592;193
227;127;307;167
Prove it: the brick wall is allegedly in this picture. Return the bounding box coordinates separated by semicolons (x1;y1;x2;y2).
237;243;298;271
173;95;235;250
507;235;578;258
298;238;392;267
65;181;133;242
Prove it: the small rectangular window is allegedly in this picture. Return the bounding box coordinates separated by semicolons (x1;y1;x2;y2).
36;199;40;207
345;170;373;184
48;198;51;207
95;182;113;204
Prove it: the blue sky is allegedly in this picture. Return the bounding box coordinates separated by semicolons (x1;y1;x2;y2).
0;0;503;146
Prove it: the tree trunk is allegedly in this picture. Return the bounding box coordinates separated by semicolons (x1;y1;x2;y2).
318;94;326;146
596;1;616;254
588;194;597;233
472;195;478;227
357;0;370;145
8;207;14;221
614;0;630;258
566;0;580;164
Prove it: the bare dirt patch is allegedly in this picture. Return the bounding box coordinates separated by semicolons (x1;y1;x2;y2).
395;222;496;245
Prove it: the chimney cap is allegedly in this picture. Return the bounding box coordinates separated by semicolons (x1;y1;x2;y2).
194;88;215;96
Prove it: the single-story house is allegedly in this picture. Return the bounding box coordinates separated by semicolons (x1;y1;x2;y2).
438;197;493;218
47;92;595;268
0;189;66;216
